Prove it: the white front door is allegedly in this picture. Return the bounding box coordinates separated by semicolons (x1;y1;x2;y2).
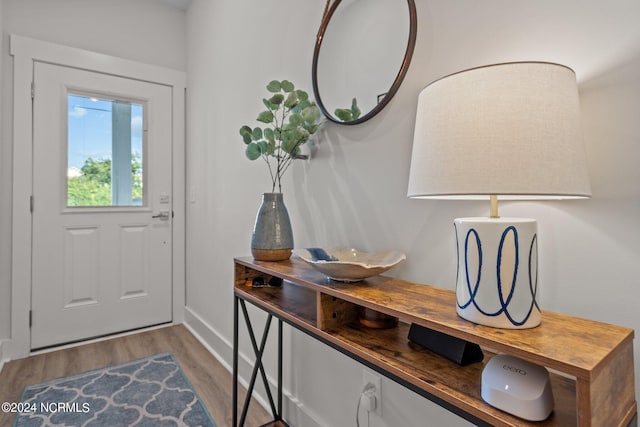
31;61;173;349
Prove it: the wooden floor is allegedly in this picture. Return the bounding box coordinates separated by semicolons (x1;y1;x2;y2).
0;325;271;427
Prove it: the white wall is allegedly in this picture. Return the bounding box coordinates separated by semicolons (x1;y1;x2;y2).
0;0;186;349
185;0;640;426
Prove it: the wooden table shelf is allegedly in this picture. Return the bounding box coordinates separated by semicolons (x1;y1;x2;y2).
233;256;636;427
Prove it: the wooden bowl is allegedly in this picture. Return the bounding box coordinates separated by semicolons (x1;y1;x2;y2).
358;306;398;329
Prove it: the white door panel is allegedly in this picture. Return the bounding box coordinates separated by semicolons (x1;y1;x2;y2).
31;62;172;349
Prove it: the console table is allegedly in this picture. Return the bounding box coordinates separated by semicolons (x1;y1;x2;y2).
232;256;636;427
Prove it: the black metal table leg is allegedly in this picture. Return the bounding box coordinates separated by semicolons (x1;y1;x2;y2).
233;295;239;427
278;319;283;420
235;298;288;426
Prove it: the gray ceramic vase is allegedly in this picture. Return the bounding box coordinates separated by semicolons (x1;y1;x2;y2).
251;192;293;261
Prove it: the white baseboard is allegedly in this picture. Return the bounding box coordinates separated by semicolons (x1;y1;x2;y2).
183;306;321;427
183;308;233;372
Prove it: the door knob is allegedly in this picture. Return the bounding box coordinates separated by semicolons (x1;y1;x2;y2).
152;211;170;220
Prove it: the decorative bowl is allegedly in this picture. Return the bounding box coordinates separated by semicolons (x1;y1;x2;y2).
293;247;406;282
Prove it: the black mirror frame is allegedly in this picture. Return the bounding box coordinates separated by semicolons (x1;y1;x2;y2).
312;0;417;125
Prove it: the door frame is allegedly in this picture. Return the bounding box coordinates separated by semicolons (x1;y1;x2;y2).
8;35;186;358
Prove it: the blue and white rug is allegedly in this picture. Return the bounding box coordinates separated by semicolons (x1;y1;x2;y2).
13;352;216;427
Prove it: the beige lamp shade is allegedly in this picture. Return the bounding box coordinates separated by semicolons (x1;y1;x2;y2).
407;62;591;330
407;62;591;200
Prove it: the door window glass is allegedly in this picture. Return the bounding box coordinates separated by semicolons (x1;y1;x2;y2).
67;93;144;207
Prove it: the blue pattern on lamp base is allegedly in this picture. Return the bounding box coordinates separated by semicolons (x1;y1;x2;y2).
454;217;540;329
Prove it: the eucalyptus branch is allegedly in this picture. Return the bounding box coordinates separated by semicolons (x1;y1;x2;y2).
279;158;294;180
240;79;321;194
279;138;306;177
262;154;276;192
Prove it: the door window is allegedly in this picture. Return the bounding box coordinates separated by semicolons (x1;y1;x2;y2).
67;93;145;207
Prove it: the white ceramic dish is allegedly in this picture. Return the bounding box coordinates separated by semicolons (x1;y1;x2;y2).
293;247;406;282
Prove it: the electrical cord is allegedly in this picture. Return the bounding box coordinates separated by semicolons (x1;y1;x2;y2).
356;382;377;427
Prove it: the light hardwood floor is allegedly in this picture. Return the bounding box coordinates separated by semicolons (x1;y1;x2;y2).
0;325;271;427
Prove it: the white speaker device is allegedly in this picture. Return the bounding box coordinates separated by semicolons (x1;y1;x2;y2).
481;354;554;421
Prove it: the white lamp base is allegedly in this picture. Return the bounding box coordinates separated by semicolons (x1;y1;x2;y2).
455;217;541;329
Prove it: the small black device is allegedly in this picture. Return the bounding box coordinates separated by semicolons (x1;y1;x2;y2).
408;323;484;366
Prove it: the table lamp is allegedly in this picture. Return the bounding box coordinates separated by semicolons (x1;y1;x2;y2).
407;62;591;329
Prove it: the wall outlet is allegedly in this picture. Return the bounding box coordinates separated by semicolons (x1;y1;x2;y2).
363;370;382;416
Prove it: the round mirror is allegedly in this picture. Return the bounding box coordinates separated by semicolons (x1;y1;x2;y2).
312;0;417;125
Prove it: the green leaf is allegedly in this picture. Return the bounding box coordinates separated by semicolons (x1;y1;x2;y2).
268;94;284;105
266;139;276;155
289;112;302;126
302;105;320;123
284;92;299;109
267;80;281;93
264;128;275;143
335;108;353;122
257;111;274;123
263;98;276;110
282;128;307;153
280;128;294;143
297;99;311;111
281;80;294;92
239;125;253;144
257;140;268;154
281;137;298;154
334;98;360;122
303;123;319;134
296;90;309;102
350;98;361;119
252;127;263;140
245;142;261;160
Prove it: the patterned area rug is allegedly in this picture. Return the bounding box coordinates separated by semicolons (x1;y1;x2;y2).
13;352;216;427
